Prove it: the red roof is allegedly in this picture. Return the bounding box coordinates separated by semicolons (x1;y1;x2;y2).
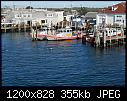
98;2;126;14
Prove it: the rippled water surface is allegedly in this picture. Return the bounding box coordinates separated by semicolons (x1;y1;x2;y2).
2;32;125;86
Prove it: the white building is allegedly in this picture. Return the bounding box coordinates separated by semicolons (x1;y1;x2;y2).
64;15;74;22
96;2;126;28
3;8;64;26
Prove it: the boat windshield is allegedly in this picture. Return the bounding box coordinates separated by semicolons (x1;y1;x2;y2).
57;28;72;33
42;29;46;31
64;30;66;32
67;30;72;32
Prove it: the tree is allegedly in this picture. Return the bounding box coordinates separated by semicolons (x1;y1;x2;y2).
77;7;87;15
26;6;33;9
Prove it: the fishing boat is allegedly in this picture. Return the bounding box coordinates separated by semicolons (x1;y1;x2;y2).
46;26;80;41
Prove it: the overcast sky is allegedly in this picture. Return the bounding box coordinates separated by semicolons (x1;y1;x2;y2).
1;1;124;8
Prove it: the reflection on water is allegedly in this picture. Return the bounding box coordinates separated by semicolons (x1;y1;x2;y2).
2;32;125;86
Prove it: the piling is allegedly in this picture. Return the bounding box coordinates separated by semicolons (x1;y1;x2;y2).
18;24;21;32
24;24;26;32
82;35;86;44
5;24;7;33
35;23;38;40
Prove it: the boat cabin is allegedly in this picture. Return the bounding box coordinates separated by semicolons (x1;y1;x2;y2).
57;28;72;33
56;27;73;37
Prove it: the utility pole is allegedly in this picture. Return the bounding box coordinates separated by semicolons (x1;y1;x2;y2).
70;1;72;14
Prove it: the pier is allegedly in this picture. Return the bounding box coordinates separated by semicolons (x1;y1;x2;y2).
90;26;126;48
1;23;42;33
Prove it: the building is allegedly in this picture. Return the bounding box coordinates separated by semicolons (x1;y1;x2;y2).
84;12;97;21
84;12;97;25
96;2;126;27
3;8;64;27
64;14;74;22
63;10;82;28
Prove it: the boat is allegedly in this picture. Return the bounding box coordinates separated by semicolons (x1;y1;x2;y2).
46;26;80;41
30;27;56;40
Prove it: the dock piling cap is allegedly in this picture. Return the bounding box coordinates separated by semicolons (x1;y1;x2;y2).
65;26;71;29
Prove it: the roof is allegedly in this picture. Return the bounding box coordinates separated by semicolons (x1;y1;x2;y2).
98;2;126;14
84;12;97;19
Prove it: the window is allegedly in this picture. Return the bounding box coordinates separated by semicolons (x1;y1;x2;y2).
116;20;121;22
47;14;53;17
28;15;31;17
41;20;45;23
67;30;69;32
117;15;122;17
23;15;26;17
15;14;21;18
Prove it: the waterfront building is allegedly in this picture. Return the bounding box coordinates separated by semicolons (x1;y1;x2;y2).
96;2;126;28
2;8;64;27
63;9;82;29
84;12;97;26
1;8;12;16
46;11;64;27
64;14;74;22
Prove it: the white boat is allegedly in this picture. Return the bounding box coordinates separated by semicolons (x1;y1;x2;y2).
46;26;80;41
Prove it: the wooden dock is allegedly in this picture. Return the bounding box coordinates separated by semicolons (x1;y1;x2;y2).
96;34;125;48
106;35;126;40
1;23;42;33
84;26;126;48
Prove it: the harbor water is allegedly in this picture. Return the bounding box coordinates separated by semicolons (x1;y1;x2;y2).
2;32;125;86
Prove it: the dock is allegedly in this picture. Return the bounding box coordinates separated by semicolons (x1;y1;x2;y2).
1;23;42;33
89;26;126;48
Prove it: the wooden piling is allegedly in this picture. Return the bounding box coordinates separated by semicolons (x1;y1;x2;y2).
103;30;106;47
24;23;26;32
5;24;7;33
18;24;21;32
35;23;37;40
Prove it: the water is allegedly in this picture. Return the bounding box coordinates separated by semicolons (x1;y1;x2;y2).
2;32;125;86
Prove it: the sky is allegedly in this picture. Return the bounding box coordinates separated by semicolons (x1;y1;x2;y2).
1;1;124;8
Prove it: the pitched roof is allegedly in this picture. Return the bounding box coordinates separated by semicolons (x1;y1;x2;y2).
98;2;126;14
85;12;97;19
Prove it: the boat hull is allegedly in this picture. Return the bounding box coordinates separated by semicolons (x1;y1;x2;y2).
30;33;47;40
46;35;78;41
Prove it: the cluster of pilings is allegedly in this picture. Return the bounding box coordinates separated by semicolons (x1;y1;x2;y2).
82;27;126;48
